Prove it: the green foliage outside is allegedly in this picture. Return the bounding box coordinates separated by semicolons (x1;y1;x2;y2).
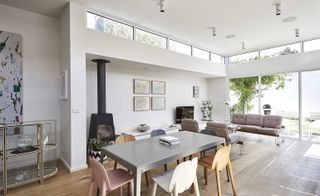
230;74;289;114
261;47;299;59
230;47;298;114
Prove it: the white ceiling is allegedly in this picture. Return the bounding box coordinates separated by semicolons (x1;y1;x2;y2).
1;0;320;56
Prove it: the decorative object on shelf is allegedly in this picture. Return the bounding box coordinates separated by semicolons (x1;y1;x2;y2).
134;96;150;111
151;96;166;110
201;100;213;121
0;31;23;135
88;138;107;162
12;146;38;154
151;80;166;95
15;170;29;182
60;70;68;100
16;135;33;151
193;86;199;98
134;79;150;94
137;123;150;132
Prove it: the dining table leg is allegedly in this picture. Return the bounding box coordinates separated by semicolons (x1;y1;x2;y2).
134;170;141;196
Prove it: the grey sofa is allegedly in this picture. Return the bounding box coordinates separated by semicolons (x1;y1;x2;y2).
231;114;284;138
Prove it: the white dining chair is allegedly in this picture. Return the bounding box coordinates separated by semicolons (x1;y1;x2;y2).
151;157;200;196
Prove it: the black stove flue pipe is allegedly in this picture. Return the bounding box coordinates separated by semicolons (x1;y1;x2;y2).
91;59;110;113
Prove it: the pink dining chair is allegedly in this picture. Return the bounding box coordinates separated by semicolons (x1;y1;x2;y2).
88;158;134;196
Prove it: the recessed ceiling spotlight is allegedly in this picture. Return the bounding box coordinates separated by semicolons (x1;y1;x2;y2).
282;16;297;23
212;27;216;37
295;28;300;38
275;3;281;16
226;34;236;39
241;42;245;50
160;0;165;13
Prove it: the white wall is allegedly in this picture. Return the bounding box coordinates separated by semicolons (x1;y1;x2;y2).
0;5;60;154
228;50;320;78
87;63;208;133
84;28;226;77
59;5;72;167
207;77;229;122
65;2;227;171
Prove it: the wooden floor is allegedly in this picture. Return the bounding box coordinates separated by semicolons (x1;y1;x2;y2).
6;133;320;196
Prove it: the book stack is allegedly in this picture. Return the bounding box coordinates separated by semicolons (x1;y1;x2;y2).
159;136;180;146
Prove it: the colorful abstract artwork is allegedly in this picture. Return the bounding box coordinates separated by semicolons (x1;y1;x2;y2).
0;31;23;126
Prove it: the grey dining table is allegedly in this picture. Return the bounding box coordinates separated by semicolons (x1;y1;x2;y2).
101;131;225;196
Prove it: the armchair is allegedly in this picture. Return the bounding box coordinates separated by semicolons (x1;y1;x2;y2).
205;122;244;154
181;119;199;132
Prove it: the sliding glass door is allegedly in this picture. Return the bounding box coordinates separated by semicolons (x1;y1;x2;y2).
229;70;320;140
302;70;320;140
260;73;299;138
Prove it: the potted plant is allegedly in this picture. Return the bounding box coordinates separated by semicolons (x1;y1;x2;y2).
88;138;105;162
201;100;213;121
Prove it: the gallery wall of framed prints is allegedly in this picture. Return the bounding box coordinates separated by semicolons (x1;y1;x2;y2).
133;79;166;111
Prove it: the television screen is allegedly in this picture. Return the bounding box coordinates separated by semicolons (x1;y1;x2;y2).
176;106;194;124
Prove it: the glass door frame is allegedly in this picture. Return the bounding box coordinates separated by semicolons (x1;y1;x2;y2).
229;69;320;140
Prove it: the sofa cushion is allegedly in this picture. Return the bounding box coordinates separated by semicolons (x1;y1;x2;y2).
238;125;259;133
232;114;246;125
245;114;263;126
256;127;279;136
263;115;282;128
207;122;228;129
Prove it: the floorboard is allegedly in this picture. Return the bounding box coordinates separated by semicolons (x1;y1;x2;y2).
6;133;320;196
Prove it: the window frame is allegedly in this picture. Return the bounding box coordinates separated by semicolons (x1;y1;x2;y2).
193;47;210;60
168;39;192;56
135;28;167;49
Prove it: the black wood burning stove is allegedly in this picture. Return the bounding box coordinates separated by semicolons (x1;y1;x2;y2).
88;59;115;146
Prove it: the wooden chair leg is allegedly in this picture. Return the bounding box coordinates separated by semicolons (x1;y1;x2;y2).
227;162;237;196
173;186;178;196
193;177;200;196
127;183;130;196
114;162;117;170
183;157;186;161
189;155;192;160
144;172;149;187
215;169;222;196
226;165;230;182
164;164;168;171
101;187;107;196
151;183;157;196
203;166;208;185
189;183;194;193
129;180;134;196
119;186;123;196
88;182;94;196
176;160;180;165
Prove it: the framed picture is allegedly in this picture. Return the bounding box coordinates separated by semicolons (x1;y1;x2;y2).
151;97;166;110
60;70;68;100
151;80;166;95
134;79;150;94
193;86;199;98
134;96;150;111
